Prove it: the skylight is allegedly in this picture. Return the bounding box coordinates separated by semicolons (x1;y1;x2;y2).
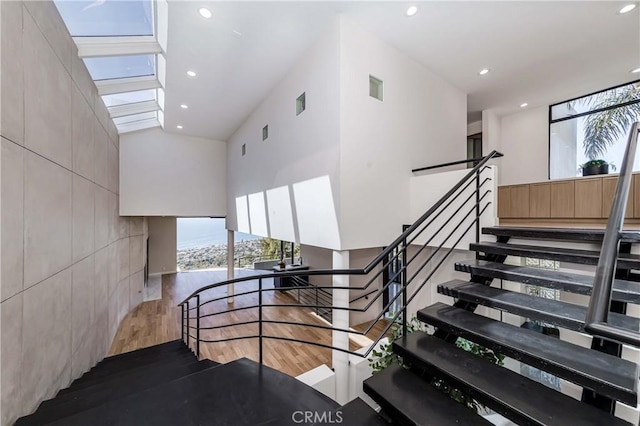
84;55;155;81
103;89;157;107
113;111;158;126
54;0;154;37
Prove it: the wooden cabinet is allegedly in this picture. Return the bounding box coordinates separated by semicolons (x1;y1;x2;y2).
497;173;639;222
575;179;602;218
550;181;574;217
529;183;550;218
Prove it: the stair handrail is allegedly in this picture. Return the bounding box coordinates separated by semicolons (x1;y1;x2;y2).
585;121;640;346
412;152;503;173
178;150;503;306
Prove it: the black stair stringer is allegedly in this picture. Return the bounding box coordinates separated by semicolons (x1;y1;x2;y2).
433;236;510;344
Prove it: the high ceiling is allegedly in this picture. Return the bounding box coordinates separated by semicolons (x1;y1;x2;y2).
164;1;639;139
59;1;640;138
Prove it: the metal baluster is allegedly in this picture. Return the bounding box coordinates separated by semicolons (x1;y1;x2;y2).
181;304;185;344
196;294;201;359
259;278;263;364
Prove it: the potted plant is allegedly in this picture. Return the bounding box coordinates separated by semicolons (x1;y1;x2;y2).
369;316;504;413
580;159;615;176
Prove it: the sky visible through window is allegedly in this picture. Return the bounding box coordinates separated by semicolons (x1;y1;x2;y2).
54;0;153;37
84;54;155;81
103;89;157;108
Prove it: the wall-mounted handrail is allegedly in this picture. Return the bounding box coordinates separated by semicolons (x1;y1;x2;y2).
178;151;502;361
411;152;504;174
585;122;640;347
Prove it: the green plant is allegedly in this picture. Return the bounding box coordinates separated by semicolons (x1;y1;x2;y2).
369;316;504;413
580;159;616;171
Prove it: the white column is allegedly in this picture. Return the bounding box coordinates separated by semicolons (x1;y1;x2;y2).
332;250;350;404
227;229;234;303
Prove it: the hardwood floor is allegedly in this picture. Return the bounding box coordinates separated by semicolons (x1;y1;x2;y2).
109;269;391;377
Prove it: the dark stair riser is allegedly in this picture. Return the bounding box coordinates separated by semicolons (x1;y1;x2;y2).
62;351;197;393
455;260;640;303
418;303;639;406
48;356;205;407
17;361;218;426
437;280;640;333
470;242;640;269
364;364;491;425
394;333;631;426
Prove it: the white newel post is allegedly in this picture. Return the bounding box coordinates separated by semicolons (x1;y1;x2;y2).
332;250;350;404
227;230;235;303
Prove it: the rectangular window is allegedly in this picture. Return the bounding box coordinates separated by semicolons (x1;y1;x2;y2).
54;0;154;37
369;75;383;101
549;81;640;179
296;92;306;116
262;125;269;141
84;54;155;81
242;144;246;156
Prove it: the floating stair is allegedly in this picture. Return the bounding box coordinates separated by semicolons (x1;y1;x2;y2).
417;302;639;406
393;333;631;426
437;279;640;332
470;241;640;268
482;226;640;242
455;259;640;303
364;363;491;425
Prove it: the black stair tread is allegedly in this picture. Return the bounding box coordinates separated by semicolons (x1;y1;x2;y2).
313;398;388;426
418;302;639;406
455;259;640;303
470;242;640;268
364;364;491;425
437;279;640;333
483;226;640;242
15;360;219;426
44;358;339;426
48;355;209;407
393;333;632;426
95;340;189;368
61;351;196;393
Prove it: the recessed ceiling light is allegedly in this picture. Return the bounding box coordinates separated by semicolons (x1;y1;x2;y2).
619;4;636;14
478;68;490;76
406;6;419;16
187;70;197;77
631;67;640;73
199;8;212;19
180;104;188;109
520;103;529;108
176;125;183;129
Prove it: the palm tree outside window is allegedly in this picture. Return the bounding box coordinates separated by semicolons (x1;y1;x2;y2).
549;81;640;179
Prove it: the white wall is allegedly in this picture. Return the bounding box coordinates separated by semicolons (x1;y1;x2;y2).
339;17;467;250
148;217;177;275
120;128;227;217
226;18;342;249
499;106;549;185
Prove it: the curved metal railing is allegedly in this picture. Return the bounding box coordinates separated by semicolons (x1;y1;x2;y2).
178;151;502;362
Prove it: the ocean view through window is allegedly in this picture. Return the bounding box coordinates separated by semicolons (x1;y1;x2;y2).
176;218;299;271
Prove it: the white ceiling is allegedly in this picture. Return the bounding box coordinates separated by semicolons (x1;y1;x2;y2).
163;1;640;140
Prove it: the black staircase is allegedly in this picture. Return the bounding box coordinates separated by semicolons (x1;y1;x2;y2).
14;341;342;426
360;225;639;425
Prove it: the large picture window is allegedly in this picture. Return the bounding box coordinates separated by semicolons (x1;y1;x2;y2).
549;81;640;179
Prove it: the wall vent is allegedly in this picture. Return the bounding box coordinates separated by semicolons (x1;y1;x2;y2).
262;125;269;141
242;144;246;156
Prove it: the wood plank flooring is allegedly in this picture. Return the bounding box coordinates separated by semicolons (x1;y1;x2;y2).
109;270;390;377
